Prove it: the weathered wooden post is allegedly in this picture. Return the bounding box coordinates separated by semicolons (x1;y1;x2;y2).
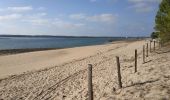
150;40;152;53
135;49;137;73
116;56;122;88
88;64;93;100
157;41;159;49
146;43;149;57
143;45;145;63
154;40;156;51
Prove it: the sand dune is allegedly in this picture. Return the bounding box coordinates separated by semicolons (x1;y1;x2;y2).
0;40;170;100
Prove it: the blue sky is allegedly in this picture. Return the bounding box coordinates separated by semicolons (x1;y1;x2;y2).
0;0;161;36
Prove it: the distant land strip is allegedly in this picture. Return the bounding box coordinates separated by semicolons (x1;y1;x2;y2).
0;34;149;38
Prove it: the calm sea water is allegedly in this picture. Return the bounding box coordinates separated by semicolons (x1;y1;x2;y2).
0;37;128;50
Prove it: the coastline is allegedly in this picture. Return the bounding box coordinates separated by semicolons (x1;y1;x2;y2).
0;48;59;56
0;39;141;56
0;39;141;79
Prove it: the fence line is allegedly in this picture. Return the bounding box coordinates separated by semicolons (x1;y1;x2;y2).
86;39;159;99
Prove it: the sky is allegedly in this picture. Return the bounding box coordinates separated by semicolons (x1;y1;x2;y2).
0;0;161;36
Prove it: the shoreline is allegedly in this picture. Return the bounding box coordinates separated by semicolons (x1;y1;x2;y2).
0;39;142;56
0;39;141;79
0;48;59;56
0;41;121;78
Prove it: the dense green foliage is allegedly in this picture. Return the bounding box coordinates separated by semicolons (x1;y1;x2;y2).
155;0;170;42
151;32;159;39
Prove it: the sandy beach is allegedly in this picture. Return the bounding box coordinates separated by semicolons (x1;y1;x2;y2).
0;40;170;100
0;41;129;79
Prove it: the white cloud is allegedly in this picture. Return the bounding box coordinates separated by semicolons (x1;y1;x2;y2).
0;6;45;13
30;12;47;18
22;13;49;26
0;6;87;35
22;14;85;29
0;5;116;35
129;2;153;12
37;13;47;16
69;13;86;20
37;7;46;11
0;7;46;23
87;14;117;23
7;6;33;12
23;18;49;26
128;0;161;3
52;18;85;29
128;0;161;13
0;14;22;21
70;13;117;23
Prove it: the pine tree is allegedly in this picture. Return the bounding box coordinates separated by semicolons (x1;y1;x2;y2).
155;0;170;42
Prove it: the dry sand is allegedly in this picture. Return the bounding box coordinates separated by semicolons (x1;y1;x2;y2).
0;41;128;79
0;40;170;100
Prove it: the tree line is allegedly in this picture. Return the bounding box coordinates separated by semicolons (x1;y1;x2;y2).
152;0;170;43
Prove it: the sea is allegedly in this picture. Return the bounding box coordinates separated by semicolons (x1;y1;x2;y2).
0;36;137;50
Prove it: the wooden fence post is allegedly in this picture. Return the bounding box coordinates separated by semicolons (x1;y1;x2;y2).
154;41;156;51
150;40;152;53
143;45;145;63
88;64;93;100
116;56;122;88
146;43;149;57
135;49;137;73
